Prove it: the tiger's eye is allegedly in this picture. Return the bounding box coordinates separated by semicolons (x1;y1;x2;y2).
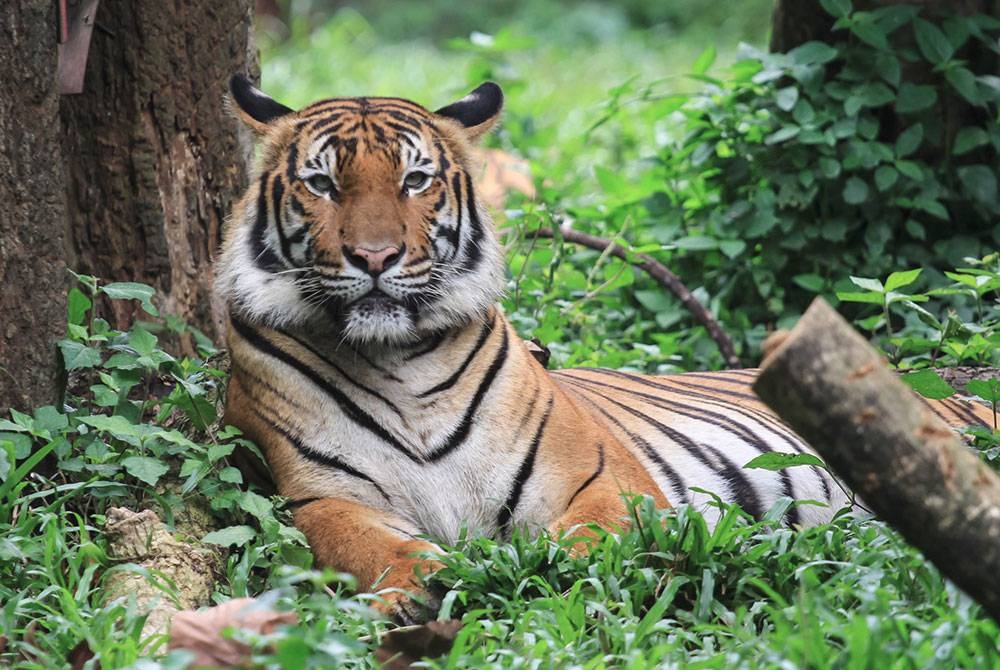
305;174;334;194
403;171;431;191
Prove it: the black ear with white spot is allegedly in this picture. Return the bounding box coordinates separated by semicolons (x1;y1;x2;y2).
229;74;294;134
435;82;503;141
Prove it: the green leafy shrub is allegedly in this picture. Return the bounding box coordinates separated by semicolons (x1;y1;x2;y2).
648;2;1000;326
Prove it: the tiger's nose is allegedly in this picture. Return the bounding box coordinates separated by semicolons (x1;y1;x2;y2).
344;244;403;275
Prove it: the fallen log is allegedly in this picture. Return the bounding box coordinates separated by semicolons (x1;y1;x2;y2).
753;298;1000;622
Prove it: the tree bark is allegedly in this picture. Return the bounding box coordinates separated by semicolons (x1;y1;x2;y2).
60;0;257;346
0;1;69;414
753;298;1000;622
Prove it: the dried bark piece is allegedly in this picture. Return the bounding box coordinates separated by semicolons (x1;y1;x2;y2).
103;507;222;639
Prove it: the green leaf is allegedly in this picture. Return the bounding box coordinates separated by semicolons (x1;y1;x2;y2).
121;455;169;486
894;124;923;158
67;287;92;328
884;269;922;292
674;236;718;251
765;126;801;145
952;127;989;155
945;66;981;105
895;84;937;113
744;452;827;471
914;18;955;64
789;41;839;65
792;274;825;292
874;165;899;191
58;340;102;370
900;370;956;400
719;239;747;259
219;467;243;484
967;379;1000;404
102;282;159;316
957;165;997;206
849;276;884;292
818;157;842;179
851;21;890;50
916;198;949;220
842;177;870;205
202;525;257;547
238;490;274;520
836;291;884;304
819;0;851;17
895;160;924;181
856;82;894;108
128;327;158;357
691;44;716;75
775;86;799;112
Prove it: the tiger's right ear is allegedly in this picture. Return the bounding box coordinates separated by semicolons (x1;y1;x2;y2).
228;74;295;134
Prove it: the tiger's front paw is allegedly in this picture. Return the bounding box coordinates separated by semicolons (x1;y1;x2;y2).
373;585;442;625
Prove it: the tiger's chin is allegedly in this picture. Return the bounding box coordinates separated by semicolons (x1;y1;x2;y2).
337;295;420;346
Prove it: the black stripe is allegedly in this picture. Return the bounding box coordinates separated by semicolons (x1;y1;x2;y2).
589;370;834;503
938;397;988;427
566;372;801;524
417;315;494;397
254;403;391;502
561;378;765;519
403;329;448;362
566;442;605;509
285;141;299;181
564;382;689;505
498;396;554;532
272;176;294;263
450;172;464;258
425;326;510;462
285;497;322;510
276;328;404;418
250;174;283;272
230;315;421;462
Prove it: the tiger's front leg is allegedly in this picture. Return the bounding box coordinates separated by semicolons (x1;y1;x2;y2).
292;497;443;623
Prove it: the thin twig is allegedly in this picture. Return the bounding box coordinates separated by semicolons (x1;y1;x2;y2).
530;227;741;369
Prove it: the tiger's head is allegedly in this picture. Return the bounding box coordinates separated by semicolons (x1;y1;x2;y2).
216;75;506;346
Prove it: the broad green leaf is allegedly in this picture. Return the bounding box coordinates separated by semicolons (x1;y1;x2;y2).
775;86;799;112
818;157;842;179
67;287;92;327
792;274;825;292
239;490;274;520
914;17;955;64
819;0;851;18
849;276;884;292
884;269;922;292
953;127;989;155
202;525;257;547
719;239;747;259
835;291;884;304
102;282;159;316
945;66;980;105
744;452;827;471
789;41;839;65
856;82;894;108
58;340;102;370
901;370;956;400
967;379;1000;404
874;165;899;192
894;160;923;181
894;124;923;158
958;165;998;205
674;236;718;251
895;83;937;113
851;21;890;50
121;455;169;486
691;45;716;75
842;177;870;205
765;126;801;145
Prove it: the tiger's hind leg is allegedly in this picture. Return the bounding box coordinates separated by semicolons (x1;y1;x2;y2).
292;497;443;624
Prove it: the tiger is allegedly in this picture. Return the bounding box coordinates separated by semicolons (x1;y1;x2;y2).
216;74;994;622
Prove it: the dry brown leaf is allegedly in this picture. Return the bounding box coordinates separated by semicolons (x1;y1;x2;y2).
374;619;462;669
167;597;298;668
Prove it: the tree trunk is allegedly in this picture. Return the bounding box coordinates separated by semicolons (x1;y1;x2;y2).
0;1;69;414
60;0;257;347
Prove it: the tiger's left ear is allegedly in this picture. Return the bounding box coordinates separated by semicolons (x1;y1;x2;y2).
228;74;295;135
435;82;503;142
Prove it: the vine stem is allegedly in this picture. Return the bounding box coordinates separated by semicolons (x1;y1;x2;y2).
529;226;741;369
